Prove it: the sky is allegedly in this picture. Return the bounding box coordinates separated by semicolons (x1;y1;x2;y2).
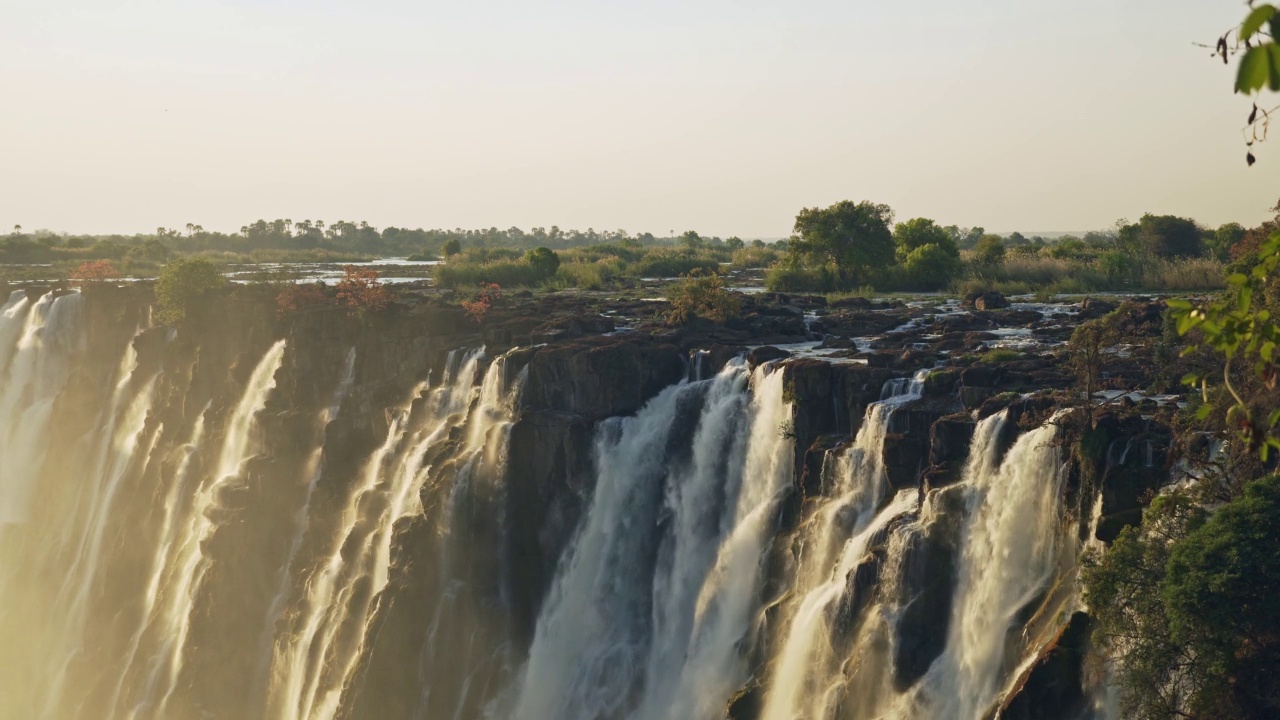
2;0;1277;237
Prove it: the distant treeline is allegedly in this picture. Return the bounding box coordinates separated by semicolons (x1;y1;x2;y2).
0;220;773;265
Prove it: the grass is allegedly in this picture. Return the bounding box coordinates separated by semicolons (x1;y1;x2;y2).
982;348;1023;363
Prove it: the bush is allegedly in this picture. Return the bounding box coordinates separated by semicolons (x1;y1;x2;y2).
442;238;462;257
276;282;329;315
155;257;226;324
69;259;119;284
524;246;561;279
432;258;544;288
461;283;502;322
765;263;837;293
981;348;1022;363
628;249;719;278
335;266;394;315
971;234;1006;268
665;270;742;324
730;247;781;268
900;243;961;290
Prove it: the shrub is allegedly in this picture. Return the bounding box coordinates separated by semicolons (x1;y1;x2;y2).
765;263;837;293
524;247;561;279
665;270;742;325
900;243;961;290
628;249;719;278
155;257;226;324
69;259;119;284
335;265;394;315
442;238;462;257
461;283;502;323
730;246;781;268
981;348;1022;363
276;283;329;315
971;234;1006;268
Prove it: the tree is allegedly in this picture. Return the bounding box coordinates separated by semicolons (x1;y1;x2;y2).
900;242;960;290
664;269;742;325
335;266;393;316
679;230;704;249
1120;214;1205;258
69;259;119;285
894;217;960;260
154;257;226;324
1212;222;1248;262
971;234;1007;268
788;200;895;287
725;236;745;250
524;246;560;279
461;283;501;323
442;238;462;257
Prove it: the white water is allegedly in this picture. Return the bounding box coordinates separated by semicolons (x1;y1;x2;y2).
760;371;925;720
506;359;793;720
0;291;1107;720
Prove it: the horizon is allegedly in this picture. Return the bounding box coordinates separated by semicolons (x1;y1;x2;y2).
5;1;1279;236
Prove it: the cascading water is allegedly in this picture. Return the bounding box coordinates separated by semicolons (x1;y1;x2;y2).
0;289;1113;720
503;359;793;720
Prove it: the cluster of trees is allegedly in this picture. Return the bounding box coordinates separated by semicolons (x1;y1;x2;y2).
1;221;768;265
772;200;1254;292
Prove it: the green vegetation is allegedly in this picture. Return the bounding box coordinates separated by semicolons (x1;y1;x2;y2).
663;270;742;325
1086;478;1280;719
980;348;1021;363
154;257;226;324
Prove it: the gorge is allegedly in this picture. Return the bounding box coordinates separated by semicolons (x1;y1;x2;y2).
0;283;1173;720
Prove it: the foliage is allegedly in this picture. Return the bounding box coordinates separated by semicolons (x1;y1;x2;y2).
335;265;394;316
1212;222;1249;262
981;348;1021;363
1118;214;1206;259
69;259;119;284
524;246;561;279
461;283;502;323
788;200;896;286
971;234;1007;268
1170;231;1280;458
154;257;226;324
764;263;838;293
893;217;960;261
900;243;961;290
275;283;329;316
441;238;462;257
664;269;742;325
1084;491;1210;720
1086;477;1280;719
1068;313;1121;411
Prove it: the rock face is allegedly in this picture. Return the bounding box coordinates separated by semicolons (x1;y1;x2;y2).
5;282;1190;720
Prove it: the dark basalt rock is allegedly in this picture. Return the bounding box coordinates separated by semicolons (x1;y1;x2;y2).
893;484;966;688
521;336;686;422
999;612;1093;720
747;345;791;369
962;290;1010;310
927;413;976;488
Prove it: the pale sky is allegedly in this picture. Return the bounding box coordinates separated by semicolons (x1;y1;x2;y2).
2;0;1277;237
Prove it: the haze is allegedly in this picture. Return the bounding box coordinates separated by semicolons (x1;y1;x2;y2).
3;0;1276;236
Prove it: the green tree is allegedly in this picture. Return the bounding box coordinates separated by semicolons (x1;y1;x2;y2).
725;236;745;250
900;243;960;290
893;217;959;260
679;230;704;249
664;269;742;325
971;234;1007;268
1212;222;1248;262
1120;214;1205;259
442;238;462;257
154;257;226;324
524;246;561;279
788;200;895;287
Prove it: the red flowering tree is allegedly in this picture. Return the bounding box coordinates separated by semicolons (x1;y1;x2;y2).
275;283;329;316
69;259;119;285
335;265;394;316
462;283;502;323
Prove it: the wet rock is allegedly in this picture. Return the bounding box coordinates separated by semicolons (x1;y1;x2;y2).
1077;297;1117;319
959;385;994;410
1000;612;1093;720
893;484;966;688
747;345;792;369
927;414;975;487
521;337;686;422
962;290;1010;310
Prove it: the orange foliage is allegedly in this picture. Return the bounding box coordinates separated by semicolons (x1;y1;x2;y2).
69;260;119;284
276;283;329;316
335;265;394;315
461;283;502;323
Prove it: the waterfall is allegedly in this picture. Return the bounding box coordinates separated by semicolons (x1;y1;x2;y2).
0;289;1114;720
504;359;793;720
0;292;83;524
760;372;925;720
